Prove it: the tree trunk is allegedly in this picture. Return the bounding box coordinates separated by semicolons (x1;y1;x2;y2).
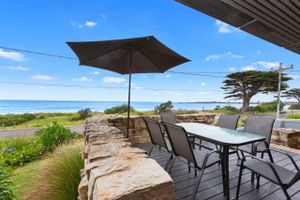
241;98;250;113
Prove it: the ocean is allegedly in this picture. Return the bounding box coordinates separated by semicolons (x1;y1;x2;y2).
0;100;245;114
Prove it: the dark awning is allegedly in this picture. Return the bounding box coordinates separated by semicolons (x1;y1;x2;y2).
176;0;300;55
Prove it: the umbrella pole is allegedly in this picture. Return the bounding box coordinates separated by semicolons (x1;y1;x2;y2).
126;50;133;138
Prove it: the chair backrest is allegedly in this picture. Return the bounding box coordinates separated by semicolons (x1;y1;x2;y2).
244;115;276;144
143;117;168;150
160;112;177;124
218;114;240;130
162;122;196;165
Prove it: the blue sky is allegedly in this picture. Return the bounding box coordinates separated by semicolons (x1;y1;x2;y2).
0;0;299;102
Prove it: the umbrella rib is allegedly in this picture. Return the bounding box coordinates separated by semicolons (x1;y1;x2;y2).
81;46;126;66
137;48;166;73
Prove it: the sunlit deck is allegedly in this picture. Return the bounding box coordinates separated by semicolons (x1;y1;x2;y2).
136;142;300;200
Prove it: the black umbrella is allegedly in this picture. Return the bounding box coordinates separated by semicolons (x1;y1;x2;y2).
67;36;190;137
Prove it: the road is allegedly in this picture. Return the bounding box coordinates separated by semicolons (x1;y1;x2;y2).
0;125;84;139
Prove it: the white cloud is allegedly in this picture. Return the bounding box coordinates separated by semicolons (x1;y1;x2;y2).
0;49;26;61
71;20;97;28
205;55;219;61
85;21;97;27
102;76;126;84
255;61;279;69
89;71;100;75
215;20;236;33
73;76;92;82
205;51;243;61
200;82;206;86
7;65;29;71
241;65;257;71
229;67;236;71
165;74;171;78
31;74;56;81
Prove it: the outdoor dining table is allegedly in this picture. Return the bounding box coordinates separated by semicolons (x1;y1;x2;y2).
176;122;266;200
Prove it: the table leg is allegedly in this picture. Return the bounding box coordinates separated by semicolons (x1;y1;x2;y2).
221;145;230;199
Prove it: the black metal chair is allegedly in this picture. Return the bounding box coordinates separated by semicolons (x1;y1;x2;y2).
160;111;177;124
236;148;300;200
162;122;221;200
215;115;241;159
143;117;173;170
238;115;276;161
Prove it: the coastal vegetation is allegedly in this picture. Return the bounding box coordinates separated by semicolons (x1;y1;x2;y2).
0;124;83;200
222;70;291;113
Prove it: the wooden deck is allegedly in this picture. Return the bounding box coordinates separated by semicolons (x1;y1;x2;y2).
135;142;300;200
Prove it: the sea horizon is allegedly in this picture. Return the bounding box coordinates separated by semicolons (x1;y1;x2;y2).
0;99;253;114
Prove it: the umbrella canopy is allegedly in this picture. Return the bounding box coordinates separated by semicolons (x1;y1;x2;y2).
66;36;190;136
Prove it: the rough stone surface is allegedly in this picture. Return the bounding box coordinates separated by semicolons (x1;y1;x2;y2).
78;117;174;200
272;128;300;149
107;114;216;144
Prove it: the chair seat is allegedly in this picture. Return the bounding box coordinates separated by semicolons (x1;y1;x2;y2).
244;158;299;186
239;142;267;154
193;149;220;168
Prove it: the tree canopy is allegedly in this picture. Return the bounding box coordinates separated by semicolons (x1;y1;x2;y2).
283;88;300;102
222;70;291;112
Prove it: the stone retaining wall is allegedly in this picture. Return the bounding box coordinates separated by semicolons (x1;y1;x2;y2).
107;114;216;144
271;128;300;149
79;118;174;200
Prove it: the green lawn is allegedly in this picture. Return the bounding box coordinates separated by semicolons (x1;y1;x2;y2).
0;115;83;130
9;160;41;199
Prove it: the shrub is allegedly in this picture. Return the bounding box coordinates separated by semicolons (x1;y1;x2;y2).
0;138;44;167
290;103;300;110
214;105;240;114
22;142;83;200
249;101;284;113
78;108;92;119
0;113;35;127
0;167;14;200
104;104;135;114
286;114;300;119
154;101;173;114
37;124;73;151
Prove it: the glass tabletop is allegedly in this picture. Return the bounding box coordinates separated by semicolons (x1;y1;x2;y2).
176;122;266;146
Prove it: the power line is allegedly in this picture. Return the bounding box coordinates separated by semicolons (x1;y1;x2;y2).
0;46;77;60
0;80;222;92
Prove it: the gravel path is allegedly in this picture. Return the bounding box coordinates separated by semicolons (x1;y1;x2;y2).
0;125;84;139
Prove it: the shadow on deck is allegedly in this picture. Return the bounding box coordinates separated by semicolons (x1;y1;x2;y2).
135;142;300;200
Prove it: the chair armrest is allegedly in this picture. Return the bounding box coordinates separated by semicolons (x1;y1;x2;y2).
253;141;268;154
264;148;299;171
243;155;284;185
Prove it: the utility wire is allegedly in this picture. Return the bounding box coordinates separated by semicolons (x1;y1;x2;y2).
0;81;222;92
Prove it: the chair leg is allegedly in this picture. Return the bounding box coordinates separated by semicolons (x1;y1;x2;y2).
267;150;274;163
236;149;241;160
168;157;176;173
282;187;291;200
199;139;202;150
256;152;264;189
188;161;191;172
191;168;205;200
236;164;244;200
148;145;154;156
194;163;197;176
164;154;173;170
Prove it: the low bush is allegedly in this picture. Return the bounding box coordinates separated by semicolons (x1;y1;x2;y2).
71;108;93;121
290;103;300;110
104;104;135;114
154;101;173;114
22;142;83;200
0;113;35;127
0;167;14;200
0;138;44;167
214;105;240;114
174;109;199;114
249;101;284;113
286;114;300;119
37;124;73;152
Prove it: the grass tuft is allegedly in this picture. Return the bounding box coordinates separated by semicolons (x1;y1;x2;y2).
21;141;83;200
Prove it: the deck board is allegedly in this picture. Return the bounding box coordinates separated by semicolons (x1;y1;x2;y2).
135;142;300;200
